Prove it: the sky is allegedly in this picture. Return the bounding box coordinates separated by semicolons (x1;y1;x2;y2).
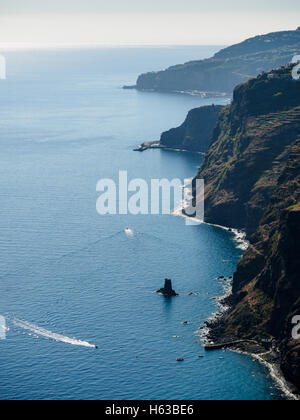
0;0;299;47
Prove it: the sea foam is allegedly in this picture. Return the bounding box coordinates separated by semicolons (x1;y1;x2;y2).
13;318;97;349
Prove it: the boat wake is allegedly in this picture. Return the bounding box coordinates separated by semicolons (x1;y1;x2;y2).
13;318;97;349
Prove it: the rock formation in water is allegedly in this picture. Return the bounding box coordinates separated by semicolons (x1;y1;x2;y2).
159;105;224;153
157;279;179;297
191;64;300;391
129;28;300;94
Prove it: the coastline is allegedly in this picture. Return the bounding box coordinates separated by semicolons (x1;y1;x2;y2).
168;158;291;399
134;108;297;401
199;273;300;401
173;203;296;398
124;85;232;99
246;351;299;401
172;177;250;252
134;141;205;155
175;208;298;400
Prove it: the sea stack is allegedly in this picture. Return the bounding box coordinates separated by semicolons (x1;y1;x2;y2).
157;279;179;297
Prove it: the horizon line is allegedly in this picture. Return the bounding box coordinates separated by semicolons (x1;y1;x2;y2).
0;42;226;52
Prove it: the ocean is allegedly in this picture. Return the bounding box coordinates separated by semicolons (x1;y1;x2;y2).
0;46;285;400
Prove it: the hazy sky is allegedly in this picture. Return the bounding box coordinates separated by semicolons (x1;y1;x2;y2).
0;0;299;47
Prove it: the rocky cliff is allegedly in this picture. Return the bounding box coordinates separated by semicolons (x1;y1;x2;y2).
159;105;223;153
194;64;300;391
132;28;300;94
196;66;300;236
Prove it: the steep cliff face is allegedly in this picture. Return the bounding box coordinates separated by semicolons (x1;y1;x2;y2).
226;201;300;390
224;151;300;324
196;66;300;236
134;28;300;94
160;105;223;153
194;65;300;390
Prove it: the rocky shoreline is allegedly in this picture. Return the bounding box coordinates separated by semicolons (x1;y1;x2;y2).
202;294;300;399
189;65;300;394
196;268;299;399
134;141;205;154
133;141;162;152
134;105;224;154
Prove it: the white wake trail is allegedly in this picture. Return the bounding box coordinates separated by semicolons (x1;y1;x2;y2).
13;318;97;349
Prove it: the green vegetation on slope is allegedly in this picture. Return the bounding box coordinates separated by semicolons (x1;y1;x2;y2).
134;28;300;94
194;64;300;390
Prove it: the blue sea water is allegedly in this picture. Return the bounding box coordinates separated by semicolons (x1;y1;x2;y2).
0;46;285;400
